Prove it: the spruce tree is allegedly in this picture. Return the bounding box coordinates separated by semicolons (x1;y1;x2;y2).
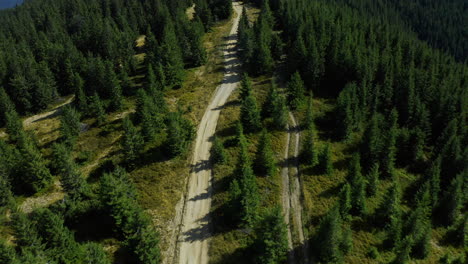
301;129;318;167
166;112;195;157
19;138;53;193
287;71;305;109
240;164;260;227
381;109;398;177
0;170;12;207
5;110;24;143
104;63;123;111
338;183;352;219
262;81;278;118
255;129;276;177
130;225;161;264
440;172;465;227
254;206;288;264
304;95;314;131
319;144;333;175
73;74;88;114
427;157;441;207
367;163;379;196
122;117;144;163
349;154;367;215
361;113;382;170
377;181;402;248
271;95;288;130
83;243;111;264
89;93;106;126
160;20;185;89
227;179;242;224
240;95;262;133
316;206;343;263
52;143;86;199
240;73;253;101
0;240;15;264
0;87;14;127
211;136;227;164
60;105;81;146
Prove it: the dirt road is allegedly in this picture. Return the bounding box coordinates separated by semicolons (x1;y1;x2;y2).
176;2;243;264
281;113;310;263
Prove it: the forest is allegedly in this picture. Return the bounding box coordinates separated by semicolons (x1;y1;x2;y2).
0;0;466;263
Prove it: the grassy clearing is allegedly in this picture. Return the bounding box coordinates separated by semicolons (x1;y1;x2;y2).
297;96;464;264
209;75;287;263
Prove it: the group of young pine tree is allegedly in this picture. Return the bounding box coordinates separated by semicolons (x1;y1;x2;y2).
0;0;234;263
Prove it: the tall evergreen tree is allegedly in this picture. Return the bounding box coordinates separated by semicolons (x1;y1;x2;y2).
315;206;344;263
5;110;24;143
254;206;288;264
319;144;333;175
52;143;86;199
287;71;305;109
211;136;227;164
338;183;352;219
348;154;367;215
89;93;106;126
18;138;53;193
60;105;81;146
255;129;276;177
239;73;253;101
367;163;379;196
122;117;144;164
240;95;262;133
302;128;318;167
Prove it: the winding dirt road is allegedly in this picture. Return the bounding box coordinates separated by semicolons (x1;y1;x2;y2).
176;2;243;264
281;113;310;264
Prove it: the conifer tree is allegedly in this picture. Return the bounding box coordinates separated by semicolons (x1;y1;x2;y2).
166;112;195;157
129;225;161;264
381;109;398;177
319;144;333;175
240;95;262;133
73;74;88;114
271;95;288;130
52;143;86;199
239;163;260;227
262;81;278;118
254;206;288;264
304;95;314;131
377;181;402;248
394;236;412;264
83;243;111;264
160;20;185;89
367;163;379;196
349;154;367;215
0;240;15;264
227;179;242;223
211;136;227;164
5;110;24;143
440;172;465;227
60;105;81;146
0;170;12;207
0;87;14;127
122;117;144;163
301;129;318;167
240;73;253;101
361;113;382;170
427;157;441;207
104;63;123;111
315;206;344;263
89;93;106;126
338;183;352;219
255;129;276;177
287;71;305;109
19;138;53;193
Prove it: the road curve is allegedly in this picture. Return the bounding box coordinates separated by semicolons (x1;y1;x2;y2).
176;2;243;264
281;112;310;264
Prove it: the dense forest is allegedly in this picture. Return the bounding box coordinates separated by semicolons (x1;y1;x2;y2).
0;0;466;263
209;0;467;263
0;0;232;263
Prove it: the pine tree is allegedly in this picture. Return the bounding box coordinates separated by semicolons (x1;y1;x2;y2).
255;129;276;176
0;240;16;264
130;225;161;264
349;154;367;215
302;129;318;167
89;93;106;126
122;117;144;163
73;74;88;114
361;113;382;170
304;95;314;131
5;110;24;143
104;63;123;111
316;206;343;263
0;87;14;127
367;163;379;196
319;144;333;175
271;95;288;130
166;112;195;157
262;81;278;118
379;109;398;177
440;172;465;227
254;206;288;264
240;73;253;101
338;183;352;219
377;181;402;248
427;157;441;207
394;236;413;264
240;95;262;133
19;138;53;193
211;136;227;164
52;143;86;199
287;71;305;109
83;243;111;264
240;164;260;227
0;170;12;207
60;105;81;146
227;179;242;223
136;89;164;142
160;19;185;89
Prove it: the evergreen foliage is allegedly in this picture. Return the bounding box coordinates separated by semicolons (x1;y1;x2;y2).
287;72;305;109
211;136;227;164
121;117;144;164
318;144;333;175
59;105;81;146
255;129;276;177
240;95;262;133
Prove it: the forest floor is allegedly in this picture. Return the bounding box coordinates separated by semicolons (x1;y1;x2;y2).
174;2;243;264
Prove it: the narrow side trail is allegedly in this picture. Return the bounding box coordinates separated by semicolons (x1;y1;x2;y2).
281;112;310;264
176;2;243;264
